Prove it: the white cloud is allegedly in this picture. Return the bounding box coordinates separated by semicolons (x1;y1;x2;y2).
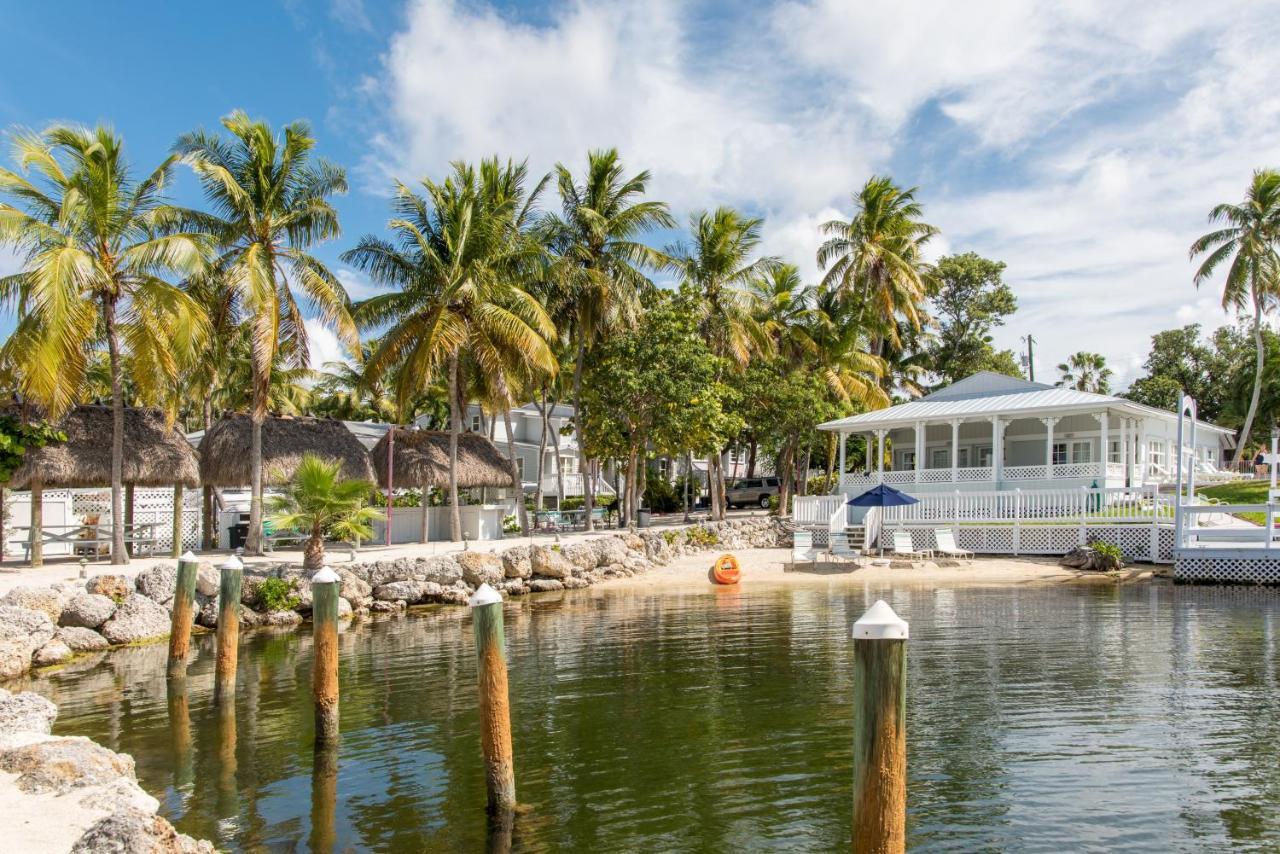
305;320;349;371
335;266;395;302
359;0;1280;384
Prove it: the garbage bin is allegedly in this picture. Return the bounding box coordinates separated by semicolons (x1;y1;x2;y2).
637;510;652;528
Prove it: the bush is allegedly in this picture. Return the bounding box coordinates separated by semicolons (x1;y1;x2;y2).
1090;541;1124;570
257;577;300;612
686;526;719;547
644;477;681;513
502;514;521;534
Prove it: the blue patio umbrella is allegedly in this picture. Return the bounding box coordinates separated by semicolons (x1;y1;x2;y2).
847;484;918;555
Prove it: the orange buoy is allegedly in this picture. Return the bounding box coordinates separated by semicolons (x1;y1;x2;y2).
711;553;741;585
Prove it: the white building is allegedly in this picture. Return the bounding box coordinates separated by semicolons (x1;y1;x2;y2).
819;372;1234;496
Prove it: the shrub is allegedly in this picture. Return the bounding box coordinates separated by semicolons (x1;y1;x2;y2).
686;526;719;547
1091;541;1124;570
257;577;300;612
662;529;679;545
643;477;681;513
502;514;521;534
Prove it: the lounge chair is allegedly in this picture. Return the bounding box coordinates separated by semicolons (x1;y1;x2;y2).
932;528;973;562
793;530;817;565
828;531;863;564
890;530;932;561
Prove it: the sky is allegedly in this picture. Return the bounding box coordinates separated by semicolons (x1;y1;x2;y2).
2;0;1279;388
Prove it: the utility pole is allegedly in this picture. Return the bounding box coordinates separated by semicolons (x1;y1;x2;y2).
1020;334;1036;382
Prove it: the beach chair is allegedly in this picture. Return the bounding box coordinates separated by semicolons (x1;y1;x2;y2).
890;530;932;560
828;531;864;565
793;530;817;565
932;528;973;562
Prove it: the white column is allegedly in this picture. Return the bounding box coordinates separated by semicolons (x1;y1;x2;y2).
838;431;846;490
914;421;923;483
866;433;874;473
876;431;885;482
1099;410;1109;480
1043;417;1057;479
990;416;1002;482
1120;418;1130;486
950;420;960;484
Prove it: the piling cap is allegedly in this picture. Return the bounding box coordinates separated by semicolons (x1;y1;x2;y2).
219;555;244;572
853;600;909;640
311;566;340;584
180;551;197;562
469;583;503;607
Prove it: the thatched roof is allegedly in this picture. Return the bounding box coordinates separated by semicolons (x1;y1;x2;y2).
8;405;199;489
370;429;516;489
199;414;375;487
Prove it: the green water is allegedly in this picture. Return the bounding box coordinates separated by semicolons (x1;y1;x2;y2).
18;582;1280;852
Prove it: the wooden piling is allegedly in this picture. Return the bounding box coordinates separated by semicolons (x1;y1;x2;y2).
470;583;516;814
214;555;243;703
311;567;341;743
216;689;239;818
167;551;200;676
166;673;194;792
310;743;339;853
851;600;908;854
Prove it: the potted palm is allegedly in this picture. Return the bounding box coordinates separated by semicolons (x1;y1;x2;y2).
268;454;382;569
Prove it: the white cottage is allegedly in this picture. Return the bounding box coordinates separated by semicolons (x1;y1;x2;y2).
819;372;1234;496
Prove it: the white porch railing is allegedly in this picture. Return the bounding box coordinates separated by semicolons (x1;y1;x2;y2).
881;485;1168;525
1003;464;1047;480
793;494;846;528
882;471;915;484
956;466;995;482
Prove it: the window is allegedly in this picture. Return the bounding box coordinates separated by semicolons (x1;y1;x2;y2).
1072;441;1091;463
958;448;970;467
977;447;992;467
561;455;578;474
900;451;916;469
515;457;525;480
469;414;482;432
1052;442;1068;465
931;448;949;468
1109;440;1120;463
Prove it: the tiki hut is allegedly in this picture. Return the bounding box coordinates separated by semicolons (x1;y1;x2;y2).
370;428;517;542
198;414;375;487
7;405;200;565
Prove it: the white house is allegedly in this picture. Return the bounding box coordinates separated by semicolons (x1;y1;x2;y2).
819;372;1234;496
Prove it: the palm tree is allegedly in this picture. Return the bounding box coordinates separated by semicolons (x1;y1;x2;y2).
174;111;357;554
345;160;555;541
1191;169;1280;455
267;453;381;569
1056;352;1112;393
0;126;209;564
668;207;778;518
545;149;673;530
817;176;937;354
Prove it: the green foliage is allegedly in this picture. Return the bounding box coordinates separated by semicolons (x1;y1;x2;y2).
1089;541;1124;570
1056;352;1112;393
686;526;719;547
927;253;1020;385
0;417;65;483
256;577;299;612
501;514;521;534
268;454;383;548
369;489;424;508
643;476;681;513
662;529;679;545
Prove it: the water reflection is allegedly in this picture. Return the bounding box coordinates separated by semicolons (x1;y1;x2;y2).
13;583;1280;851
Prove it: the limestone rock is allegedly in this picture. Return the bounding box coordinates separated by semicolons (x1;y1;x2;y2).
419;555;462;586
57;626;110;653
501;546;532;578
337;568;371;604
134;563;178;603
33;636;73;667
77;777;160;818
594;537;630;567
560;543;596;573
0;605;57;678
337;597;354;620
59;593;118;629
623;533;645;552
70;811;198;854
1;585;63;623
528;578;564;592
370;600;405;613
0;735;135;794
457;551;503;587
374;580;426;602
195;563;220;597
99;594;171;645
563;576;590;590
86;574;132;601
530;546;574;579
0;688;57;735
500;578;529;596
260;610;303;627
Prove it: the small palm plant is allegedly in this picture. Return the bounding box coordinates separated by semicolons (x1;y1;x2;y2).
267;454;382;569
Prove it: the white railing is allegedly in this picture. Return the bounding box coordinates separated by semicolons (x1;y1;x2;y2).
793;494;846;527
882;485;1168;525
956;466;995;482
1178;502;1280;549
1053;462;1100;479
1003;464;1048;481
1106;462;1126;479
882;471;915;484
918;468;953;483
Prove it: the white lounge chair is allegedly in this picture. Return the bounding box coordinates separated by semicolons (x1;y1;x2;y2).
932;528;973;562
829;531;863;564
890;530;932;560
793;530;818;565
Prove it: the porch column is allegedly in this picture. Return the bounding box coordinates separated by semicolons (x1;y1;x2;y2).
1120;418;1130;486
914;421;923;483
1042;416;1058;478
876;430;885;483
950;419;960;484
990;416;1002;482
866;432;874;473
838;431;846;489
1099;411;1109;480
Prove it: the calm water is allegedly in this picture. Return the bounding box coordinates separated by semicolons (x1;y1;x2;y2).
15;581;1280;852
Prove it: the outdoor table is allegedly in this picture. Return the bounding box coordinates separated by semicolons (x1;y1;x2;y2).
9;522;158;562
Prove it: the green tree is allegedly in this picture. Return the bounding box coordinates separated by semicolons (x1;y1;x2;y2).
1190;169;1280;455
927;252;1019;384
1122;324;1229;421
1056;351;1112;393
268;453;381;569
0;126;209;563
175;111;357;554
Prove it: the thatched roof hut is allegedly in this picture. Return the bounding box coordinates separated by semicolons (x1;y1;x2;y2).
370;429;516;490
8;405;199;489
199;414;375;486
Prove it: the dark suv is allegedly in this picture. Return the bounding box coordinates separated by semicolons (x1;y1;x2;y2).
725;476;780;509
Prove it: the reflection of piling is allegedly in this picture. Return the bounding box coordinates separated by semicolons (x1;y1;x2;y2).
851;600;909;854
167;552;200;677
485;808;515;854
470;583;516;815
166;673;194;792
215;555;244;703
216;692;239;819
310;743;339;853
311;567;341;743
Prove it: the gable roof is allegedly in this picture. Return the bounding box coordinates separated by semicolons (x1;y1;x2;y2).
921;371;1052;401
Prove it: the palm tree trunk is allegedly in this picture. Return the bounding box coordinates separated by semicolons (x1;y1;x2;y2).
625;446;638;527
103;296;128;565
534;389;549;514
304;528;325;570
501;407;527;535
1237;297;1266;457
549;405;566;508
574;339;594;531
202;384;215;550
248;413;264;555
447;355;462;542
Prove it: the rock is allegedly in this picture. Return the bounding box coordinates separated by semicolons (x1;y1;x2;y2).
500;578;529;596
196;598;218;628
337;597;354;620
594;537;630;567
419;555;462;586
337;568;371;604
0;606;57;679
33;637;73;667
77;777;160;818
260;610;303;627
623;533;645;552
195;563;220;597
1;586;63;623
0;736;135;794
501;546;532;578
457;551;504;587
71;811;199;854
528;578;564;592
530;546;575;579
99;594;171;645
563;576;590;589
560;543;596;573
370;600;405;613
59;593;118;629
86;574;132;602
134;564;178;602
0;688;57;735
374;580;424;602
57;626;110;653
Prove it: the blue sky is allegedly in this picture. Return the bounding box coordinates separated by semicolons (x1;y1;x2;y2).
3;0;1279;385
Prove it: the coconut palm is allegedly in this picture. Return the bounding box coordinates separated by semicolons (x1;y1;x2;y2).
1190;169;1280;455
267;453;381;569
0;126;209;564
345;159;555;541
544;149;673;530
817;176;937;354
174;111;357;554
1056;351;1112;393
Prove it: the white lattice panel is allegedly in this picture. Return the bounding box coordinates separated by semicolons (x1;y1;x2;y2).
1004;465;1048;480
919;469;952;483
883;471;914;484
956;467;994;482
1175;556;1280;585
1157;527;1176;563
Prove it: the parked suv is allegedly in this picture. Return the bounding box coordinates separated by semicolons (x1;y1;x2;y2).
725;477;780;509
